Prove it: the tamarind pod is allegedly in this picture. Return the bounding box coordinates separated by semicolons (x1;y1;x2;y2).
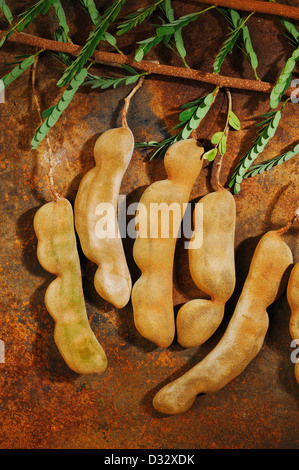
153;230;293;414
177;188;236;348
132;139;204;348
34;198;107;375
74;128;134;309
287;262;299;383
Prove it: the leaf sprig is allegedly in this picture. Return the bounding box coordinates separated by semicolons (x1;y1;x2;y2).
0;0;13;25
243;143;299;178
84;64;148;89
269;17;299;109
135;87;219;159
116;0;164;36
214;12;256;75
57;0;126;87
229;108;284;193
1;50;42;87
0;0;55;47
217;8;259;79
31;68;88;149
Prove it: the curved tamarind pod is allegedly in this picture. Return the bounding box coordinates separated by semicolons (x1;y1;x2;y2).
287;262;299;383
34;198;107;375
177;188;236;348
132;139;204;348
153;230;293;414
75;128;134;308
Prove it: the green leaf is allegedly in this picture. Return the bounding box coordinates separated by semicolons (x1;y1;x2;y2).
79;0;101;26
116;2;159;35
57;0;125;87
1;52;41;87
219;135;227;155
229;109;282;193
228;110;241;130
270;53;297;109
216;8;258;78
211;132;223;145
52;0;69;34
0;0;13;24
244;143;299;178
31;68;88;149
203;148;218;161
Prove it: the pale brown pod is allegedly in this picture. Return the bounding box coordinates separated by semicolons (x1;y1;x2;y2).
153;230;293;414
287;262;299;383
34;198;107;375
177;188;236;347
75;128;134;308
132;139;204;348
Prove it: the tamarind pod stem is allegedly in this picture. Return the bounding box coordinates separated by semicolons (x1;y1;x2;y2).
74;128;134;308
132;139;204;348
287;262;299;384
177;188;236;348
153;230;293;414
34;198;107;375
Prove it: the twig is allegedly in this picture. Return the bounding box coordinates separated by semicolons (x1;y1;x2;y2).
121;76;145;128
2;30;294;97
215;87;231;190
188;0;299;20
276;205;299;234
31;56;60;202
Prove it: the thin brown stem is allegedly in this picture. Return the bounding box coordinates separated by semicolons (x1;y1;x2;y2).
215;87;232;190
276;205;299;235
121;76;145;128
32;57;60;202
2;31;294;97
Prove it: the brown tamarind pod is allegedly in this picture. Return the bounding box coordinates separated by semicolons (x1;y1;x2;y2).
287;262;299;383
153;230;293;414
132;139;204;348
177;188;236;347
74;128;134;309
34;198;107;375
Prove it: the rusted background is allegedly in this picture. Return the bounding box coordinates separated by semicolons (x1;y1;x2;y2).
0;0;298;449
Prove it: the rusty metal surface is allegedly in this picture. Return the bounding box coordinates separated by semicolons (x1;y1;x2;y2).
0;1;298;449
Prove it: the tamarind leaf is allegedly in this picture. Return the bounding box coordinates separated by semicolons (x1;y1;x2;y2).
270;50;298;109
280;18;299;47
52;0;69;34
219;135;227;156
1;52;41;87
216;8;259;78
243;143;299;178
229;109;282;193
211;132;223;145
0;0;13;24
174;28;186;58
117;2;160;35
79;0;101;26
134;35;163;62
203;148;218;162
57;0;125;87
0;0;55;47
31;69;88;149
213;23;242;73
228;110;241;130
17;0;55;31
